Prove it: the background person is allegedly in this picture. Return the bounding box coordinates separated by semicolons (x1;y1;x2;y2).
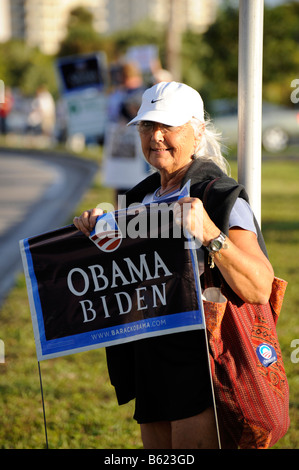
27;85;56;139
74;81;274;449
0;86;14;135
104;62;148;205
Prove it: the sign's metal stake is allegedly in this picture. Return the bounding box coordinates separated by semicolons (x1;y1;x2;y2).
38;361;49;449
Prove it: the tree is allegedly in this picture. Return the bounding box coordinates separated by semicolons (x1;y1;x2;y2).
194;5;240;102
188;1;299;108
0;40;57;97
263;1;299;104
108;19;165;62
57;7;104;57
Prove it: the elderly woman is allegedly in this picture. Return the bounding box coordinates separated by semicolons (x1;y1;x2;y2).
74;82;274;449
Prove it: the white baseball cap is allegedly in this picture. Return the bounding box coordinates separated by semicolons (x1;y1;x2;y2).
127;81;205;127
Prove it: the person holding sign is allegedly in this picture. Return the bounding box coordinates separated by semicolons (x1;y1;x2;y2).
74;82;274;449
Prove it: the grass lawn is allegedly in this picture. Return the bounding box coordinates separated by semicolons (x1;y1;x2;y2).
0;149;298;449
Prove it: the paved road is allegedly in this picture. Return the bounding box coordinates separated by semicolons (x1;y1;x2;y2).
0;148;99;306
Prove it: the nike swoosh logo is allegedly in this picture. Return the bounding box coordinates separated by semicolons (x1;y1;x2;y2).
151;99;163;103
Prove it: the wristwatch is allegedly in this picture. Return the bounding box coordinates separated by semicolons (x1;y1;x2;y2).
206;232;227;268
207;232;227;253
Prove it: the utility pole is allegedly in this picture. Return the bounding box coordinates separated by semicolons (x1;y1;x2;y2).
166;0;183;81
238;0;264;226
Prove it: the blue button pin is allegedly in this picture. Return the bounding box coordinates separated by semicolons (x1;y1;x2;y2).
256;343;277;367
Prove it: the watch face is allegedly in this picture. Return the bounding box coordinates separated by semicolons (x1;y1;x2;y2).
211;240;222;251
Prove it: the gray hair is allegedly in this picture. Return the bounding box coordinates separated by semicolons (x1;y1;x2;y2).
190;117;231;176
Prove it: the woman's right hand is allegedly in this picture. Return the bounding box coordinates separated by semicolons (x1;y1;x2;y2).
73;208;104;237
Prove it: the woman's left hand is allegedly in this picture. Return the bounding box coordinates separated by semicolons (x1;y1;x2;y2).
173;196;274;305
173;197;219;247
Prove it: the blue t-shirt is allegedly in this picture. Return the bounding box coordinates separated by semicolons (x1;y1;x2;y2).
143;189;257;276
143;189;257;234
229;197;257;234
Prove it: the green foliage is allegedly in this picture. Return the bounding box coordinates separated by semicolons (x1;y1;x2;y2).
57;25;104;58
180;2;299;105
180;31;207;95
0;40;58;98
57;6;104;58
67;6;94;27
196;6;240;101
263;2;299;104
108;19;165;57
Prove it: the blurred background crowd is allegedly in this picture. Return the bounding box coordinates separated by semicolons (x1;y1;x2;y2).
0;0;298;153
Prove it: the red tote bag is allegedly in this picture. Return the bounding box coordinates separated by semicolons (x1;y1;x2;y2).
203;271;289;449
201;177;290;448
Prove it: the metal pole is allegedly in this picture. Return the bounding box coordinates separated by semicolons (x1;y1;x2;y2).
238;0;264;227
38;361;49;449
166;0;183;81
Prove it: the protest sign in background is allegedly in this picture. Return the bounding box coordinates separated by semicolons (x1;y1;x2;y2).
20;202;204;361
102;123;150;189
56;53;108;142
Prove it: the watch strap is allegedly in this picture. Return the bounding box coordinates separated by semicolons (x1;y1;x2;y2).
207;232;227;269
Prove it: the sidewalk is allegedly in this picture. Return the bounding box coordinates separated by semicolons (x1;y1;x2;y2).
0;148;98;306
0;153;62;237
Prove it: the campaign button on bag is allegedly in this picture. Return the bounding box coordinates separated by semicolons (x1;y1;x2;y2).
256;343;278;367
